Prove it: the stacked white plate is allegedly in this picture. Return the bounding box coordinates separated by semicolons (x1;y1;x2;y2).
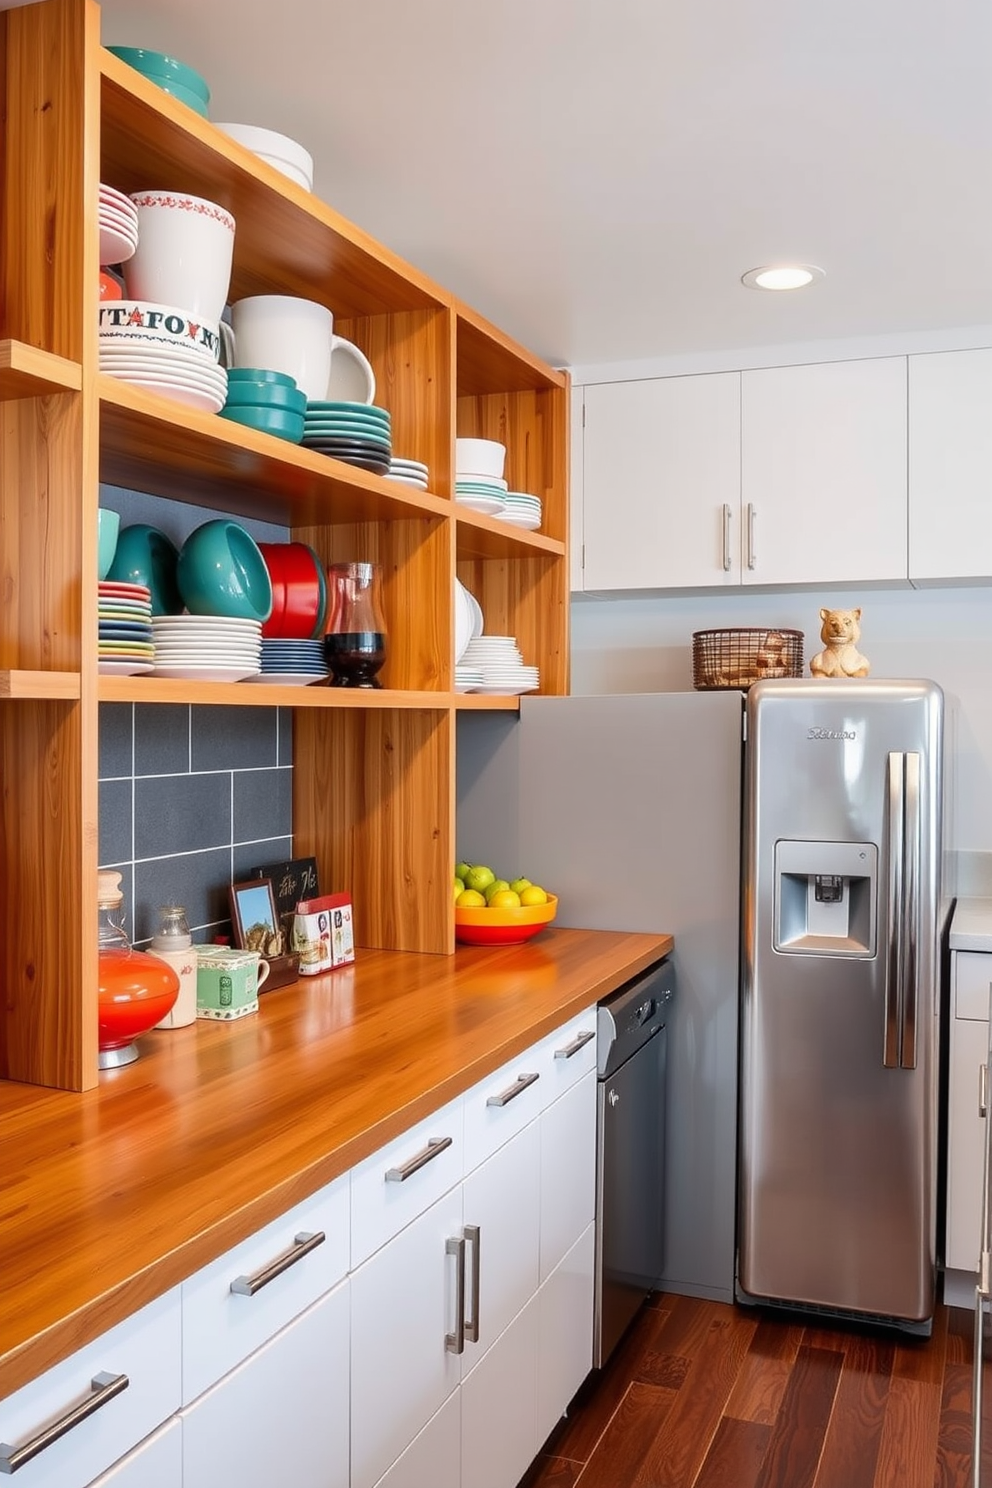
454;578;483;665
251;638;329;685
149;615;262;681
98;580;154;675
454;472;508;517
454;665;485;693
458;636;540;695
386;456;429;490
499;492;543;531
99;338;228;414
99;183;139;267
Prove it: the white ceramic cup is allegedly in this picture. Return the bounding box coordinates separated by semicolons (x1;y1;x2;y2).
227;295;376;403
98;300;224;363
123;191;236;325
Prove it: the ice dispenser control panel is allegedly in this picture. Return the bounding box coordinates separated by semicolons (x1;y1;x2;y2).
773;840;878;957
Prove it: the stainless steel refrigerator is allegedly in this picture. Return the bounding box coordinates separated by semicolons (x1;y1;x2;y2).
737;677;944;1328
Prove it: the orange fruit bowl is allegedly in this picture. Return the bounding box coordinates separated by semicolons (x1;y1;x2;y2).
455;894;558;946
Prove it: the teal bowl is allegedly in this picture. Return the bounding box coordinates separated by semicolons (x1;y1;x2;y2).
226;367;298;389
107;524;182;615
155;79;209;118
221;381;307;414
107;46;210;102
177;520;273;621
218;404;305;443
98;508;121;581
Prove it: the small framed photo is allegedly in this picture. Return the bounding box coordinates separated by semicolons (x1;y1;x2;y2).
229;878;286;959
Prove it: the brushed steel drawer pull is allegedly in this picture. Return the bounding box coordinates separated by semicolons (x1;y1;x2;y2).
385;1135;453;1183
464;1224;481;1344
230;1230;325;1296
0;1371;129;1474
555;1029;596;1060
486;1072;540;1107
445;1235;466;1354
981;1062;988;1119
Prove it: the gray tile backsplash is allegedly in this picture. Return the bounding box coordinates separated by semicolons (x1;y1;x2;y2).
100;702;294;945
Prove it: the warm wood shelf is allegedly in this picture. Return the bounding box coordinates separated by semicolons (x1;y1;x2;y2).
99;52;448;319
97;675;526;709
0;669;81;700
455;509;565;559
455;303;567;397
0;341;82;401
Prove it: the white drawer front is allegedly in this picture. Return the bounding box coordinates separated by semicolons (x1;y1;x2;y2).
537;1007;598;1101
955;951;992;1021
87;1418;181;1487
351;1095;464;1267
463;1046;546;1173
0;1289;180;1488
182;1171;350;1404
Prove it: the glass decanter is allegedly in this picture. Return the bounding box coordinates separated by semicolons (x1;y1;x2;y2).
323;561;388;688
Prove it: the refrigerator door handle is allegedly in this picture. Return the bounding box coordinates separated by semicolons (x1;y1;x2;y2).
883;752;905;1069
901;752;921;1070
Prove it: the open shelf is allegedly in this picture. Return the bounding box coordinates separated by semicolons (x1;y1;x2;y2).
0;670;81;700
0;342;82;401
97;675;525;709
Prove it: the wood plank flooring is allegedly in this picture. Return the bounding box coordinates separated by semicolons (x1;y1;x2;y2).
520;1292;992;1488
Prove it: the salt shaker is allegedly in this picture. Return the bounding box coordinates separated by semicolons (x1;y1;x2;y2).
150;904;197;1029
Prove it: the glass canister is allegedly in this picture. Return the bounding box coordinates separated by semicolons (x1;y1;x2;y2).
150;904;198;1029
323;561;387;688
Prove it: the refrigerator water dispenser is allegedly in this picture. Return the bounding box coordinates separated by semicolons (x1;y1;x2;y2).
773;839;878;956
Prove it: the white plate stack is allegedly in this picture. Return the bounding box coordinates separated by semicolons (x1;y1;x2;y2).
454;472;508;517
386;457;429;490
500;492;543;531
99;183;139;267
99;337;228;414
149;615;262;681
458;635;540;695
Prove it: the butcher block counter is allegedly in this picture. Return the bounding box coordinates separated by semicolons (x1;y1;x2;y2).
0;926;671;1400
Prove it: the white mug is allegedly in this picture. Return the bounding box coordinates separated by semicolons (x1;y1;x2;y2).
123;192;235;325
227;295;375;403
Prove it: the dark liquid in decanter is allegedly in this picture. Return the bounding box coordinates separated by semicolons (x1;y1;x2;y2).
324;630;387;688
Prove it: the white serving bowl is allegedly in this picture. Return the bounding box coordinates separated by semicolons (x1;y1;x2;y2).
98;300;224;362
216;123;314;191
455;437;506;479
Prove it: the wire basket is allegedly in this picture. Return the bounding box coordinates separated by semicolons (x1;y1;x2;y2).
692;628;804;691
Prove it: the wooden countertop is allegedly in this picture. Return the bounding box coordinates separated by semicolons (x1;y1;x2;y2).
0;926;671;1399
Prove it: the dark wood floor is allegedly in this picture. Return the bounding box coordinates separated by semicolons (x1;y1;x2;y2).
521;1290;990;1488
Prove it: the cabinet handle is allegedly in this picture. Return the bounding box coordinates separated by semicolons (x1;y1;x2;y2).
445;1235;466;1354
555;1029;596;1061
0;1371;129;1474
746;503;757;570
464;1224;481;1344
722;503;733;572
230;1230;325;1296
980;1063;988;1120
486;1072;539;1107
385;1135;453;1183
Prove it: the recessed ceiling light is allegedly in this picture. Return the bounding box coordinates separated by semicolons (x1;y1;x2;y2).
741;264;825;291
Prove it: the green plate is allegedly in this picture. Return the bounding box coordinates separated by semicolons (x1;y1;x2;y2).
303;417;392;437
306;400;390;418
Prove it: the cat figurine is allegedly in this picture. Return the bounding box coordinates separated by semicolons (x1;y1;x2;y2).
810;607;871;678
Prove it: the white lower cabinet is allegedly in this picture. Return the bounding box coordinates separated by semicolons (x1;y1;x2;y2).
373;1391;461;1488
460;1295;540;1488
87;1420;182;1488
536;1224;595;1450
181;1280;349;1488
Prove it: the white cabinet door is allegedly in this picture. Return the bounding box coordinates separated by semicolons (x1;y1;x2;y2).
461;1118;541;1373
741;357;908;586
946;1013;987;1274
536;1223;595;1449
86;1420;181;1488
181;1280;349;1488
909;348;992;583
582;373;742;590
374;1391;460;1488
540;1070;596;1282
460;1295;539;1488
350;1188;463;1488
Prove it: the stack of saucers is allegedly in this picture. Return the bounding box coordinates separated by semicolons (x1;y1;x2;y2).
98;581;154;675
386;456;429;490
454;664;485;694
455;473;508;517
99;184;139;267
458;636;540;696
499;492;543;531
301;401;391;475
149;615;262;682
251;638;329;686
99;330;228;414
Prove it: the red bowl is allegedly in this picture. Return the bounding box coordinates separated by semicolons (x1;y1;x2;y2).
98;949;180;1061
259;543;321;639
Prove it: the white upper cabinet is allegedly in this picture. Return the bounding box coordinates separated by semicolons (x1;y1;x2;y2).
740;357;908;587
581;373;742;591
909;348;992;584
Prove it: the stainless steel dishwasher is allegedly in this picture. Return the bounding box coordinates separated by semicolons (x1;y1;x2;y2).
594;958;675;1367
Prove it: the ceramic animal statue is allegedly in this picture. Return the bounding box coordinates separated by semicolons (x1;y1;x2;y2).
810;607;871;678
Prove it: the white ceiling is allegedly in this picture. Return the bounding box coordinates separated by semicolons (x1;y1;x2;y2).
97;0;992;372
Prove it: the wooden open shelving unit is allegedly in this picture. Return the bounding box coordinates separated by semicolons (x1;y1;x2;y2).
0;0;569;1092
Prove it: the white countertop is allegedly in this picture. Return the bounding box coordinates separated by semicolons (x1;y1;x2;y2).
950;898;992;952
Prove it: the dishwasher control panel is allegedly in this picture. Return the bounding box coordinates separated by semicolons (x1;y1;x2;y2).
597;958;675;1078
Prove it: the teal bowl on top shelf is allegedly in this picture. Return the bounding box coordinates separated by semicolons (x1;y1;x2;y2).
218;404;305;443
222;380;307;415
107;46;210;102
153;79;210;118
